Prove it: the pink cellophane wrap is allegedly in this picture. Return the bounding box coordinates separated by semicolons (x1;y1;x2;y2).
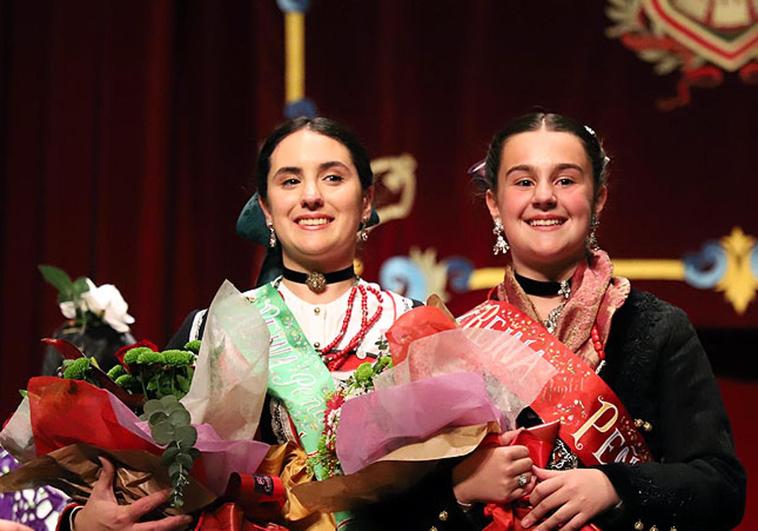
113;404;270;496
377;328;557;423
336;328;557;473
181;279;270;441
336;372;500;474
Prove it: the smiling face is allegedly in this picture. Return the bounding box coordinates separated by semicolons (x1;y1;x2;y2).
485;128;607;281
260;128;373;272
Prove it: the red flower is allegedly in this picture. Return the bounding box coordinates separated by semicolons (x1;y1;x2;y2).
325;392;345;412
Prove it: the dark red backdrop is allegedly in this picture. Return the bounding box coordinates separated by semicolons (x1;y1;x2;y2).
1;0;756;527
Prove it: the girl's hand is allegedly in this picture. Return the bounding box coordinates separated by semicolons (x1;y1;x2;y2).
452;430;535;504
521;466;620;530
74;458;193;531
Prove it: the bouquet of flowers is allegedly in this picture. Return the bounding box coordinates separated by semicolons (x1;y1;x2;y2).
291;303;604;531
289;306;554;508
0;281;277;527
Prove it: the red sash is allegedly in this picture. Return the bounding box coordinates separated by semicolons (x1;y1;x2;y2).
459;300;652;467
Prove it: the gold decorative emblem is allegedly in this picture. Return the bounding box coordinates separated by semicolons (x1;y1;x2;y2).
606;0;758;109
306;272;327;293
409;247;451;302
469;227;758;315
716;227;757;314
372;154;417;226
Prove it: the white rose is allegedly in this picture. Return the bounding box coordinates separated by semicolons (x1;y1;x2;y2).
82;283;135;333
58;301;76;319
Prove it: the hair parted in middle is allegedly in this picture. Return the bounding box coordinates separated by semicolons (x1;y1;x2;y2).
474;111;610;203
254;116;374;200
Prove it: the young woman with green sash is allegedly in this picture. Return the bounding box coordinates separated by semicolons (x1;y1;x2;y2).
173;117;415;530
450;112;746;530
68;117;475;531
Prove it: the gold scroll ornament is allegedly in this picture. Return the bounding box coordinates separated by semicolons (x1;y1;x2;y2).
471;227;758;315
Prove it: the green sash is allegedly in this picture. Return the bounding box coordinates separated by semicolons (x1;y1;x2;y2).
250;282;335;480
252;283;356;527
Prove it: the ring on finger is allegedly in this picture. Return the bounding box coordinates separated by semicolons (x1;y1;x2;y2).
516;473;529;489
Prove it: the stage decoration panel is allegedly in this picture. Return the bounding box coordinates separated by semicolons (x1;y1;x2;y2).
606;0;758;109
377;227;758;316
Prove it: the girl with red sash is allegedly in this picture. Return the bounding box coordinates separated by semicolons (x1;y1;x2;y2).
450;112;745;531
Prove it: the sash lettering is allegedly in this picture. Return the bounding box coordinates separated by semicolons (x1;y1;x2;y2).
460;300;652;467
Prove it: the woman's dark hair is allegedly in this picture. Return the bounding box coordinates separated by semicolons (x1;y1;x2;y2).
476;112;609;199
255;116;374;199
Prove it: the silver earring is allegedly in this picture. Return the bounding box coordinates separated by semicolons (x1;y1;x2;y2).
587;214;600;251
358;219;369;242
267;222;277;248
493;219;509;255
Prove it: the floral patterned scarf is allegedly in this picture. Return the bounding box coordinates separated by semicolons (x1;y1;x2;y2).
496;250;630;367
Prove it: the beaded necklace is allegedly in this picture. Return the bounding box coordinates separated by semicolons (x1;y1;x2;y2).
320;283;384;370
277;277;384;371
591;324;607;374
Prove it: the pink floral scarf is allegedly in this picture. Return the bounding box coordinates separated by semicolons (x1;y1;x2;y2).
496;250;630;367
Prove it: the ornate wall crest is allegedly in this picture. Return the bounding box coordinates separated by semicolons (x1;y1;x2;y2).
606;0;758;109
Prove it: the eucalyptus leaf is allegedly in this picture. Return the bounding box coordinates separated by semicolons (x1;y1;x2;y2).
168;409;191;427
160;394;179;408
151;420;175;445
143;400;164;417
149;411;169;425
161;446;181;465
38;265;74;298
174;425;197;448
175;453;194;469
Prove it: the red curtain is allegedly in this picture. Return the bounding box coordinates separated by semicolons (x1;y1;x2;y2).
1;0;756;525
0;0;276;416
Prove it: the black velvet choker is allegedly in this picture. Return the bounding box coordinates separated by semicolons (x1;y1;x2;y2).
514;271;571;298
282;265;356;294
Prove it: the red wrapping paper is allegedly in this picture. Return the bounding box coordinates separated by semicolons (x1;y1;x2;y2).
27;376;160;457
384;306;457;365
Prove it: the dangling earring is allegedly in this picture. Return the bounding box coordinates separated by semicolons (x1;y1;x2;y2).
267;222;277;248
493;219;509;255
586;214;600;251
358;218;369;242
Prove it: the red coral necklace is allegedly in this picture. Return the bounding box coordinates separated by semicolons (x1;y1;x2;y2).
320;283;384;370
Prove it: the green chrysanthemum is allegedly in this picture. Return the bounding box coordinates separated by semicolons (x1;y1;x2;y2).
115;374;136;389
162;350;194;367
123;346;154;365
63;357;92;381
354;362;374;385
137;350;164;365
183;340;201;355
107;364;126;380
